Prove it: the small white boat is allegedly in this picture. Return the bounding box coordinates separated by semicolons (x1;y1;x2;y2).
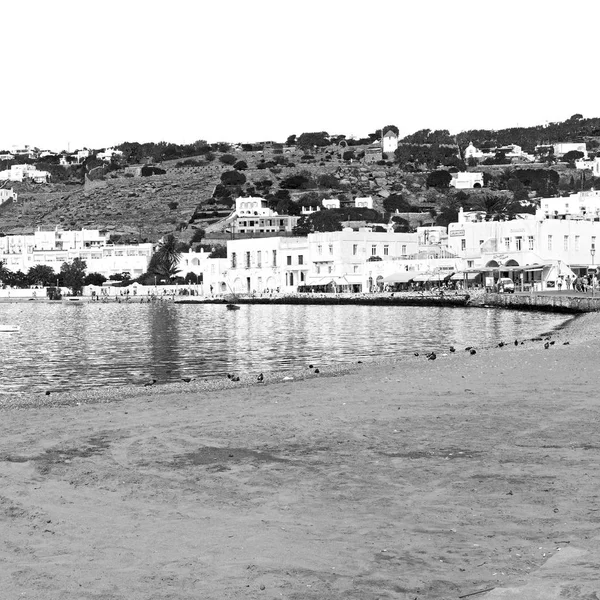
0;324;20;333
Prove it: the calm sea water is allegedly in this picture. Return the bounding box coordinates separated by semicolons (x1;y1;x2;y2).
0;302;571;396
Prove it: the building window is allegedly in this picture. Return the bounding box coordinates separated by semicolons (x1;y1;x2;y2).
316;265;320;274
383;245;389;256
287;255;292;266
328;244;333;254
515;236;522;251
548;235;553;251
352;244;358;255
575;235;580;251
257;251;261;267
231;252;237;268
401;244;407;254
371;245;377;256
461;239;466;251
353;265;358;273
328;265;332;274
245;252;251;268
528;236;534;250
318;245;322;255
298;254;303;265
564;235;569;251
504;237;510;251
272;250;277;266
467;260;474;268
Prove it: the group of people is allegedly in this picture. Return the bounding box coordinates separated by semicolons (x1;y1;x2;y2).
558;274;598;292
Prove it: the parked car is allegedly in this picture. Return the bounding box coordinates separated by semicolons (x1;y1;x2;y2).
497;277;515;293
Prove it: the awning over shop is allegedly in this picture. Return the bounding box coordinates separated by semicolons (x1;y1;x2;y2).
450;272;481;281
383;271;421;283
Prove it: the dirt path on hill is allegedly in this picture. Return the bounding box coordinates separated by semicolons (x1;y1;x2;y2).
0;322;599;599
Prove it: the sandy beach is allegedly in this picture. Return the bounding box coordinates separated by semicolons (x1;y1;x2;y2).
1;313;600;599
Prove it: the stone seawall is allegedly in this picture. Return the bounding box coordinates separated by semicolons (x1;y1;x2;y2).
471;293;600;313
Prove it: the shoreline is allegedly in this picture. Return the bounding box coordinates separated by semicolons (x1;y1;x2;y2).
2;308;586;411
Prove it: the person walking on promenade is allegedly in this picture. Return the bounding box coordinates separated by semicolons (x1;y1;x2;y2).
566;275;572;290
557;277;563;291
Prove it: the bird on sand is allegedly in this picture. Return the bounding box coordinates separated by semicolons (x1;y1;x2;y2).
514;339;519;346
426;352;436;360
314;368;320;374
469;349;477;355
449;346;456;353
227;373;233;379
498;341;505;348
144;379;157;387
465;346;472;352
182;377;193;383
257;373;264;383
414;352;419;357
544;341;550;349
231;376;240;382
563;341;570;345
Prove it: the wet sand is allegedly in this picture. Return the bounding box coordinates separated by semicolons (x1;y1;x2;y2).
0;313;599;599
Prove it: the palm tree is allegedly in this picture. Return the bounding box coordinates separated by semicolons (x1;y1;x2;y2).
153;234;181;281
468;191;520;221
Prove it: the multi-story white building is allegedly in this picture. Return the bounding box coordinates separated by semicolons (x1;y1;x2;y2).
553;142;587;158
176;249;229;294
446;203;600;288
226;236;309;293
306;229;419;291
0;228;153;279
232;196;300;234
0;164;50;183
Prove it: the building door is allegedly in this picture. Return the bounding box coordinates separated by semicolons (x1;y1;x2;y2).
246;277;251;293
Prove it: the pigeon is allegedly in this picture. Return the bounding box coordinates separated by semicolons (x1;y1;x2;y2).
498;341;505;348
257;373;264;383
232;376;240;382
544;342;550;349
144;379;157;387
470;349;477;355
465;346;472;351
427;352;437;361
226;373;233;379
563;341;570;345
309;364;314;368
550;341;555;346
414;352;419;357
449;346;456;353
45;391;51;396
357;360;363;364
314;368;320;374
182;377;192;383
514;340;519;346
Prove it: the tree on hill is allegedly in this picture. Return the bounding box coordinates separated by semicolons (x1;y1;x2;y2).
280;174;314;189
426;170;452;189
233;160;247;170
219;154;237;165
220;170;246;186
297;132;330;149
467;192;522;221
562;150;584;162
286;134;296;145
383;194;414;213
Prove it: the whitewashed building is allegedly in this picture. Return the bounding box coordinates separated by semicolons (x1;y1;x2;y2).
382;129;399;155
0;164;50;183
450;171;484;189
0;228;153;279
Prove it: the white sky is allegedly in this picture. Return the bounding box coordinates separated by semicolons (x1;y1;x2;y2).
3;0;599;151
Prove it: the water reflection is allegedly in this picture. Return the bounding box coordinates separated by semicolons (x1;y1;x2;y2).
0;303;570;395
